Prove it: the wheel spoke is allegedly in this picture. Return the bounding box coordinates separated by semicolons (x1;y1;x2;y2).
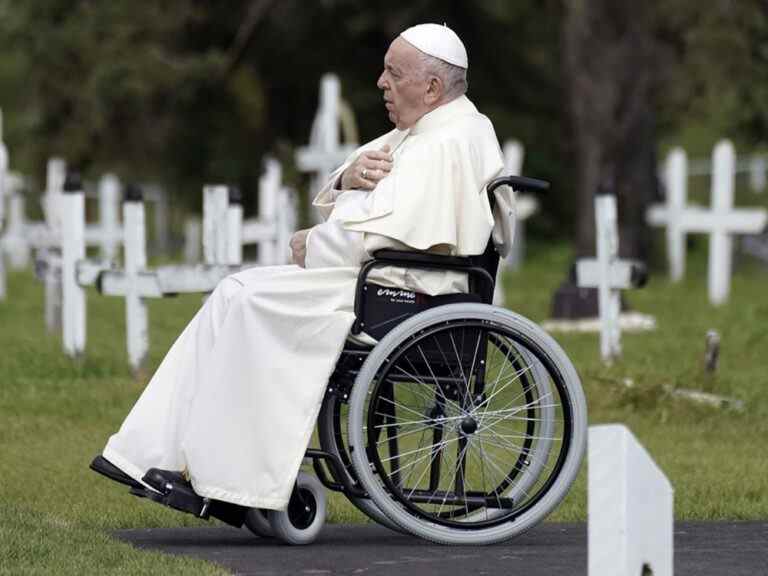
473;364;535;419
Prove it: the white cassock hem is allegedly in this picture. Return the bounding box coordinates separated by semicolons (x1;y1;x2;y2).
189;369;332;510
192;482;290;509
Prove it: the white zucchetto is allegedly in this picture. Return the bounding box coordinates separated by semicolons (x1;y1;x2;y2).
400;23;468;69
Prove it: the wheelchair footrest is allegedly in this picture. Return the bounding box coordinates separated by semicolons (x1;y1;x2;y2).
129;483;246;528
164;484;211;517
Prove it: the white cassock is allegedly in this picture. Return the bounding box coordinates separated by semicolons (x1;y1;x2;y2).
102;95;508;510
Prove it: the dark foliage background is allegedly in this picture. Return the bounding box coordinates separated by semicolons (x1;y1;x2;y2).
1;0;766;245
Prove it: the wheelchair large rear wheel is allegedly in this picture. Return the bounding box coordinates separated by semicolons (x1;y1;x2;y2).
347;303;587;545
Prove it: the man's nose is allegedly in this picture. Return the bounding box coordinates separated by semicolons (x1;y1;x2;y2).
377;71;387;90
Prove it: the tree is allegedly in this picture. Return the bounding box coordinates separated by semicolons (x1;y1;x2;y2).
561;0;657;262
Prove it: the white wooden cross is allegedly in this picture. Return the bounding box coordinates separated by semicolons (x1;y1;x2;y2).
0;110;34;271
577;194;647;363
4;160;122;271
84;174;122;262
647;147;688;282
3;187;32;269
203;185;231;266
185;160;296;266
60;174;86;357
95;184;243;372
142;183;171;256
42;158;67;233
749;156;766;194
493;140;540;306
503;139;539;270
0;175;26;301
704;141;767;304
0;107;7;229
648;140;767;305
589;424;673;576
241;158;297;265
295;74;358;222
0;109;7;300
58;174;125;356
183;218;202;264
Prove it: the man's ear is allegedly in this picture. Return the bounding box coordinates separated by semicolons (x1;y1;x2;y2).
424;76;443;105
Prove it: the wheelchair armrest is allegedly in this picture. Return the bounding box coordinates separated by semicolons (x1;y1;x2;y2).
351;250;495;335
487;175;550;195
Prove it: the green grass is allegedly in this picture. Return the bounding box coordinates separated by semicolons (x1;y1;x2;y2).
1;241;767;573
503;238;768;522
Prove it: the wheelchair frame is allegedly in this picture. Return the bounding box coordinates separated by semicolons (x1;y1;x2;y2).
291;175;587;544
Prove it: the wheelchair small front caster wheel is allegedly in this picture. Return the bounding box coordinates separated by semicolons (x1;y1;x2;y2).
267;472;326;545
244;508;274;538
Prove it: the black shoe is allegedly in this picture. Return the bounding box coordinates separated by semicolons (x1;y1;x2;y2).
90;455;143;490
142;468;189;494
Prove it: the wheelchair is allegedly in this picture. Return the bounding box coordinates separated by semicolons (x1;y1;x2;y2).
246;175;588;545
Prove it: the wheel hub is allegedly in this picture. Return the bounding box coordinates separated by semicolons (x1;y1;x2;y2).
460;416;478;435
287;487;316;529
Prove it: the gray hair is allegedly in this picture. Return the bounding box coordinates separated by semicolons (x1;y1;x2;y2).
417;53;468;99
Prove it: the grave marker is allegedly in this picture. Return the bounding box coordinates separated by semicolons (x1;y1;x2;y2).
749;156;766;194
648;148;688;282
577;194;647;363
203;185;231;266
4;191;32;268
60;174;86;357
122;184;150;371
503;139;539;268
97;184;243;372
589;424;673;576
241;158;297;265
93;174;121;262
0;108;7;228
42;158;67;233
184;218;202;263
493;140;540;306
648;140;767;304
0;109;7;299
296;74;358;222
704;141;766;304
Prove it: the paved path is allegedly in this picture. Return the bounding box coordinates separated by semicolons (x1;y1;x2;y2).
118;521;768;575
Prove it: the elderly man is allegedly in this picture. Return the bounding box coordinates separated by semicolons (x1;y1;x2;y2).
92;23;505;523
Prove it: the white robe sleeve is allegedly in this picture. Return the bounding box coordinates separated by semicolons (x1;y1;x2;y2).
304;220;367;269
311;128;407;222
311;165;348;222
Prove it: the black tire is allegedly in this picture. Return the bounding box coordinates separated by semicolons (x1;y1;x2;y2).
244;508;273;538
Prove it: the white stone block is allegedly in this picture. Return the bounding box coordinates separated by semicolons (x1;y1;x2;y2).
589;424;674;576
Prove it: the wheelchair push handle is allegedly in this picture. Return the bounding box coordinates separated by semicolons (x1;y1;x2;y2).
488;175;550;194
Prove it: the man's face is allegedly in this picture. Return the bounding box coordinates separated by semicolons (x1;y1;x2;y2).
377;38;429;130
